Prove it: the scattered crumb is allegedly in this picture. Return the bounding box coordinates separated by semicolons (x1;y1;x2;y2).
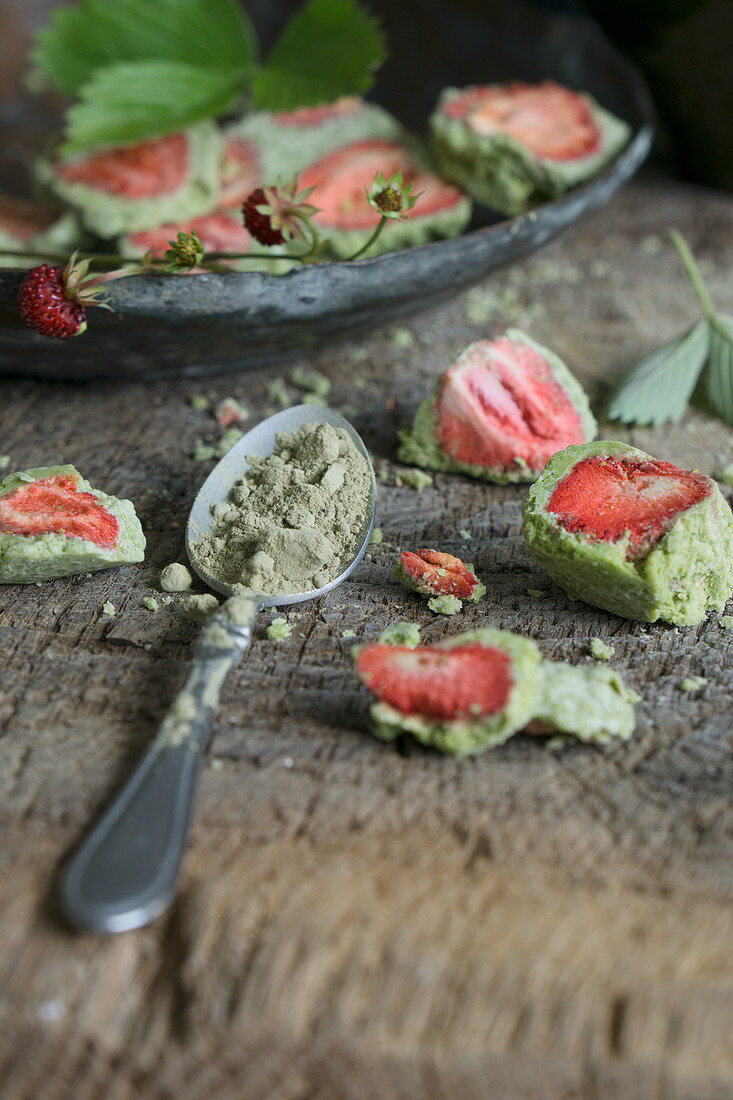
192;439;216;462
589;637;615;661
0;455;10;470
266;378;291;408
713;463;733;486
378;621;421;647
189;393;209;411
302;392;328;405
428;594;462;616
215;426;244;458
160;563;193;592
283;757;294;768
640;234;663;256
101;602;116;616
527;588;545;599
289;366;331;396
215;397;249;427
720;615;733;629
142;597;159;612
546;735;571;752
350;347;369;364
338;403;358;419
179;593;219;621
209;758;224;771
679;675;708;693
161;595;173;605
389;327;414;348
459;529;471;540
397;468;433;491
266;617;292;641
369;528;383;546
588;258;613;279
342;628;356;638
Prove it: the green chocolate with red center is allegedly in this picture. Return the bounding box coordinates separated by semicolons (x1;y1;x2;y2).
430;80;631;215
394;548;485;602
0;465;145;583
398;329;596;482
522;441;733;624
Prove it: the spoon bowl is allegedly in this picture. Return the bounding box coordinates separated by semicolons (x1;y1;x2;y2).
60;408;376;933
185;404;376;603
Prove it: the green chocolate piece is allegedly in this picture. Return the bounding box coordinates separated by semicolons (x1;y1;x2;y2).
430;87;631;216
0;465;145;584
531;661;637;744
160;562;193;592
398;329;596;483
397;469;433;491
142;596;158;611
679;675;707;692
589;637;615;660
427;593;462;615
266;616;292;641
289;367;331;397
35;122;222;237
721;615;733;629
368;628;542;757
378;621;422;647
522;441;733;626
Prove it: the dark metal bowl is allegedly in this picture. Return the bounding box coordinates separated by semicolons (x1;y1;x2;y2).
0;0;654;380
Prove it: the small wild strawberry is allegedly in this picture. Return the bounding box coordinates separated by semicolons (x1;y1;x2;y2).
242;178;319;247
16;253;110;340
164;229;204;271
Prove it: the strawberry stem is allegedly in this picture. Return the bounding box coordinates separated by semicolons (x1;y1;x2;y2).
668;228;718;321
345;215;388;262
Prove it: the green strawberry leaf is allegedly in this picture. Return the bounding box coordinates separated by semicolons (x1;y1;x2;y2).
251;0;386;111
59;61;245;155
705;315;733;426
606;319;710;427
32;0;256;95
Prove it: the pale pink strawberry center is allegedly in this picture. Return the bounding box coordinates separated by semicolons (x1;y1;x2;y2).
400;549;477;598
547;455;711;558
435;338;584;474
447;81;600;162
0;196;59;242
273;97;360;126
357;642;512;721
219;137;262;208
128;213;252;258
299;139;463;231
0;475;119;549
58;133;188;198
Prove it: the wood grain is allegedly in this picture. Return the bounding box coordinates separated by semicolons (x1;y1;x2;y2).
1;178;732;1099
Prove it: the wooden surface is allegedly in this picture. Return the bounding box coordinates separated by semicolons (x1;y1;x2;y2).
1;176;733;1099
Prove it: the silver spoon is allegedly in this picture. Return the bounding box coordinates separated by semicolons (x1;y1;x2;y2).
59;405;376;934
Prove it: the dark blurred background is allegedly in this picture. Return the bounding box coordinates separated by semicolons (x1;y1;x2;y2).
2;0;732;191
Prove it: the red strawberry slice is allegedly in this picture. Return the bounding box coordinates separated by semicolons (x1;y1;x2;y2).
435;338;585;474
0;195;61;243
273;97;360;127
219;136;262;208
299;139;464;232
399;549;478;598
127;212;252;259
445;81;600;161
0;475;119;549
547;455;711;558
58;133;188;198
356;642;512;721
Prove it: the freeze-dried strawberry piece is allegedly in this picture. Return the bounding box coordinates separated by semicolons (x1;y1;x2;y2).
356;642;512;721
219;135;262;209
273;97;360;127
0;474;119;549
127;212;252;259
436;337;586;474
58;133;189;198
547;454;711;558
398;549;479;598
300;138;464;232
458;81;601;161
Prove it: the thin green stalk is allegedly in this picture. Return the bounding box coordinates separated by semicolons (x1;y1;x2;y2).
345;216;387;262
669;228;717;320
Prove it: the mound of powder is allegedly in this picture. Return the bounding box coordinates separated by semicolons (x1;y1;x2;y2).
192;422;372;595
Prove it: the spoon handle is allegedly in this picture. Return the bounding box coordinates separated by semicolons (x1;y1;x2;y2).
59;610;254;933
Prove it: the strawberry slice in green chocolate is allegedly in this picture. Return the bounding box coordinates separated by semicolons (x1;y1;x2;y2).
394;548;485;602
0;466;145;583
522;441;733;625
430;80;631;215
35;123;222;237
398;329;596;482
355;628;541;756
298;138;471;259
